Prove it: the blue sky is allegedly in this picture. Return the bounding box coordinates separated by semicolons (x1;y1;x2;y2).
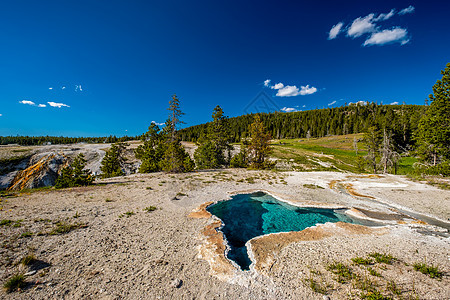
1;0;449;137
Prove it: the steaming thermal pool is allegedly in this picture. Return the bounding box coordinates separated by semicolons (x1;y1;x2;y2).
207;191;370;270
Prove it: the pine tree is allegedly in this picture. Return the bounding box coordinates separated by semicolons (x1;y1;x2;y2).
194;105;232;169
160;95;194;173
363;126;381;173
248;114;272;169
55;153;94;188
135;123;165;173
415;63;450;166
100;142;128;178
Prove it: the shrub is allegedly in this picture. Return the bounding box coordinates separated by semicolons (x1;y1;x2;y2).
3;274;25;292
413;262;443;279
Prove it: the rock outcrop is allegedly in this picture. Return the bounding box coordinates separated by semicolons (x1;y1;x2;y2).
7;153;68;191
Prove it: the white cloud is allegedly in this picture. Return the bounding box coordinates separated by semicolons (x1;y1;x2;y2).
300;85;317;95
0;114;2;117
281;107;297;113
38;104;46;108
364;28;409;46
399;5;415;15
328;100;337;106
264;79;271;87
151;121;165;126
19;100;36;106
62;86;66;90
48;101;70;108
49;87;53;90
374;9;395;21
347;14;376;37
276;85;300;97
390;101;399;105
328;22;344;39
302;105;306;108
271;82;284;89
267;81;317;97
75;85;83;92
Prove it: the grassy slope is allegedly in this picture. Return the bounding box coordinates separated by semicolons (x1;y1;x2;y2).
270;134;416;174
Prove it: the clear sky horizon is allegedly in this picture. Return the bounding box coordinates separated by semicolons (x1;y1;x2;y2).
1;0;449;137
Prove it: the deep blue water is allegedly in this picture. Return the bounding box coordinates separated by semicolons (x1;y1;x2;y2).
207;191;361;270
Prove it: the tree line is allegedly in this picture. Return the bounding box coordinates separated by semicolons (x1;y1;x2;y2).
0;135;137;146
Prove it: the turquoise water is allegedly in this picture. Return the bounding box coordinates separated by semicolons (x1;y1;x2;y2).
207;191;364;270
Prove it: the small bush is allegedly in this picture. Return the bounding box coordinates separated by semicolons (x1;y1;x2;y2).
20;232;33;238
0;219;13;226
49;222;83;235
3;274;25;292
367;267;381;277
143;206;157;212
304;277;327;294
368;252;395;264
352;257;374;265
21;254;36;266
327;262;353;283
413;262;443;279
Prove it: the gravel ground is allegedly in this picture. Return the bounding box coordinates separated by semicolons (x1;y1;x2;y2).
0;170;448;299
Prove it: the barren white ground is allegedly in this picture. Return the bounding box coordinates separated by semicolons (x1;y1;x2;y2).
1;170;449;299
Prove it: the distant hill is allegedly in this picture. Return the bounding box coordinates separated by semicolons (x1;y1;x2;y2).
180;103;426;149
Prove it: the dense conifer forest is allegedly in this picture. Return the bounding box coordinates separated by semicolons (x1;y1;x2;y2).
180;103;426;150
0;135;137;146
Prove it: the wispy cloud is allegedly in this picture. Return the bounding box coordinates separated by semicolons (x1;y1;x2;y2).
263;79;271;87
364;28;409;46
374;9;395;21
329;7;413;46
48;87;53;90
0;114;2;117
399;5;415;15
75;85;83;92
151;121;165;126
19;100;36;106
48;101;70;108
328;100;337;106
265;80;317;97
390;101;399;105
62;86;66;90
347;14;376;38
328;22;344;40
38;104;46;108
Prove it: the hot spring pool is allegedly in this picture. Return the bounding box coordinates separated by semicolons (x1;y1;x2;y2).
207;191;369;270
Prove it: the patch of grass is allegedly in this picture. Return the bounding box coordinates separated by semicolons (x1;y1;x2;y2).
21;254;36;266
413;262;443;279
146;187;153;190
327;262;354;283
245;177;256;184
0;219;13;226
49;221;84;235
34;218;51;223
73;211;80;218
20;232;33;238
120;211;135;218
359;290;391;300
303;184;324;189
368;253;395;264
143;206;157;212
105;198;113;202
386;280;401;296
352;257;374;265
3;274;25;293
303;277;328;294
12;220;23;227
176;192;187;197
367;267;381;277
